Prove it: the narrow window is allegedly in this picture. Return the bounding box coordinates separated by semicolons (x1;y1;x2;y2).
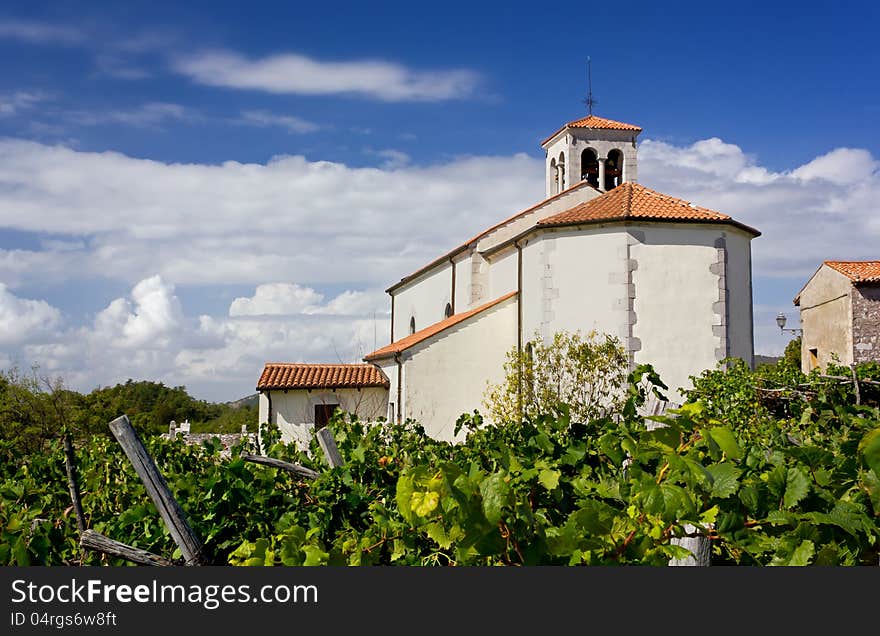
557;152;566;191
550;158;558;194
444;303;453;319
314;403;339;429
808;348;819;370
409;316;416;334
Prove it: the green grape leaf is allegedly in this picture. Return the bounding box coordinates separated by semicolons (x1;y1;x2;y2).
706;462;741;498
783;467;810;509
707;427;742;460
480;473;511;525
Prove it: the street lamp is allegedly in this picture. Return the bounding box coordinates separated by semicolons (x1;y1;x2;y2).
776;312;803;335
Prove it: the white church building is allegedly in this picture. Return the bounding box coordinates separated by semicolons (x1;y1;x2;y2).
258;114;760;445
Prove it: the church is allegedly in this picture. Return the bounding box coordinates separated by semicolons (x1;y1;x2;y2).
257;113;761;445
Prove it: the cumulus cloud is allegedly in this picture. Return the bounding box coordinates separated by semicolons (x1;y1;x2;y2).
93;275;183;348
0;283;61;345
172;50;481;101
0;140;544;289
230;283;388;317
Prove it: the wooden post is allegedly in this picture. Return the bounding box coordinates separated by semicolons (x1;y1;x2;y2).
241;455;320;480
62;434;87;535
851;365;861;406
108;415;209;565
81;529;175;567
316;427;344;468
669;525;711;567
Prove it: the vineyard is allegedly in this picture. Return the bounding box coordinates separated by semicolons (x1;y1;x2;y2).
2;357;879;566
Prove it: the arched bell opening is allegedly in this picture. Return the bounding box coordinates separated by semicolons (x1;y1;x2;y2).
604;149;623;191
580;148;599;189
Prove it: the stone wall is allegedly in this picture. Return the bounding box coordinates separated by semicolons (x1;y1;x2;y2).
852;284;880;364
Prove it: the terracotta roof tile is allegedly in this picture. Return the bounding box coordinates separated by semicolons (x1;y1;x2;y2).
537;182;760;235
541;114;642;145
257;363;389;390
824;261;880;283
364;291;517;361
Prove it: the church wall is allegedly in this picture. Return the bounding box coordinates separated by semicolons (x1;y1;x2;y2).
401;296;517;442
520;229;626;345
488;248;518;298
454;254;471;312
260;387;389;450
392;261;453;338
725;229;755;366
631;225;723;401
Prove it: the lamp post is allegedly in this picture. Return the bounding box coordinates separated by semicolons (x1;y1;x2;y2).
776;312;803;336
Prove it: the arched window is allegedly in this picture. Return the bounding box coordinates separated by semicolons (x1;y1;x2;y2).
557;152;566;191
550;158;558;194
444;303;453;319
605;149;623;191
409;316;416;335
580;148;599;188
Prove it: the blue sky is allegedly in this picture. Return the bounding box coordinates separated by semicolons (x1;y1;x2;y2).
0;0;877;401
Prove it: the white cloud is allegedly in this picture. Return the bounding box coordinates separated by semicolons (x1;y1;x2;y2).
0;283;61;345
93;275;183;348
229;283;323;316
238;110;320;134
67;102;191;127
0;19;84;44
0;140;544;289
172;49;481;101
790;148;878;186
0;91;47;117
230;283;388;317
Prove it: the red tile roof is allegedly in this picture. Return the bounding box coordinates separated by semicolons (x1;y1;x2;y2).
824;261;880;283
542;114;642;145
364;291;517;361
257;363;389;390
537;182;760;235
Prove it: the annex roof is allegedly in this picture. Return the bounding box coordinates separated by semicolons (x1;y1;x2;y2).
823;261;880;284
537;182;761;236
257;363;389;391
364;291;517;361
541;114;642;146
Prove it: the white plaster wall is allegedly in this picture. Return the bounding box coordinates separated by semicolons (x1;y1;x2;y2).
453;254;471;313
725;229;755;366
262;387;389;449
488;248;518;299
392;261;452;338
403;297;517;442
520;229;626;343
631;226;721;401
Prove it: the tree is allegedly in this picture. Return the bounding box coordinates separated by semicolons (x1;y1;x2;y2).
483;330;629;424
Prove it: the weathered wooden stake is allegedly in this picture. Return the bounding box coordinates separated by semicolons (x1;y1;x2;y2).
316;427;344;468
851;365;861;406
81;529;175;567
241;454;320;480
62;434;87;535
669;525;712;567
108;415;209;565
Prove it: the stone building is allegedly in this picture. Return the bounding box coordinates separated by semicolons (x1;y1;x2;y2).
259;113;761;445
793;261;880;371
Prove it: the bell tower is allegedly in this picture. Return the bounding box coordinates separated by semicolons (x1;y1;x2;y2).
541;114;642;198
